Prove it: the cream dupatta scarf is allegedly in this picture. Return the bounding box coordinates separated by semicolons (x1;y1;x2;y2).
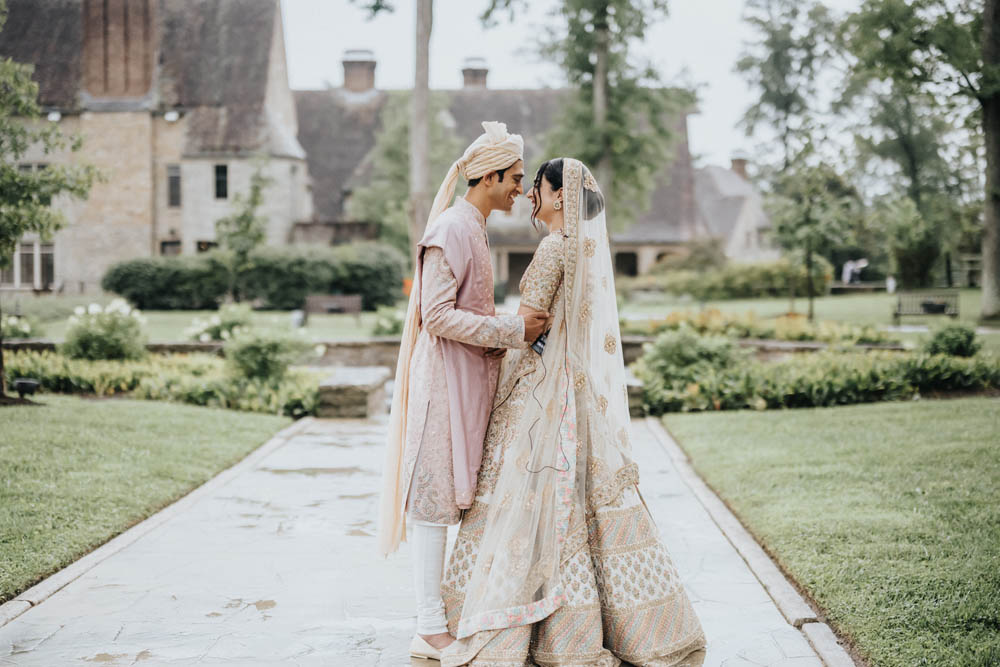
454;158;635;638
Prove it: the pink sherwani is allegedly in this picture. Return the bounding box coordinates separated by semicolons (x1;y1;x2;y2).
402;198;525;525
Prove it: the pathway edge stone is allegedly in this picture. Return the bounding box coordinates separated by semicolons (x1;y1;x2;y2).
0;416;313;630
644;417;819;629
802;622;858;667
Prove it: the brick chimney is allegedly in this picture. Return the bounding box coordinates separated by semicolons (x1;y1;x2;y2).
343;49;376;93
83;0;155;97
730;155;749;180
461;57;488;89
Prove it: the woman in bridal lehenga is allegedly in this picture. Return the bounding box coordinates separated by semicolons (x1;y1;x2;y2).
439;158;706;666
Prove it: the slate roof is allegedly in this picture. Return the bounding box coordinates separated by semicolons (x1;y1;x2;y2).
0;0;301;157
694;165;769;240
295;84;702;247
0;0;83;108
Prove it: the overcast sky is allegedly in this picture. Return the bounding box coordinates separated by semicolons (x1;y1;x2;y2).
281;0;861;169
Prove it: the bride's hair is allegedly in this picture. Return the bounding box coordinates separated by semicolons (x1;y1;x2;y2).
530;159;563;229
531;158;605;228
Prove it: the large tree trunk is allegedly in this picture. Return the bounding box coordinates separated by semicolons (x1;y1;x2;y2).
593;3;612;191
982;0;1000;319
408;0;433;258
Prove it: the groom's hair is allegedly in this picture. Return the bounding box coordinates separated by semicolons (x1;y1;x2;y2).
467;166;509;188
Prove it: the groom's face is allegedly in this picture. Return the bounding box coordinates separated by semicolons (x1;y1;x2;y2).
488;159;524;213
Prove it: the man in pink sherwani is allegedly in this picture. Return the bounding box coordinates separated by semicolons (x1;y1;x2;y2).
378;122;549;660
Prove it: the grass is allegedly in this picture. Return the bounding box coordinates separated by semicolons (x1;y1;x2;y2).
0;293;382;342
621;288;989;327
0;394;291;604
664;398;1000;667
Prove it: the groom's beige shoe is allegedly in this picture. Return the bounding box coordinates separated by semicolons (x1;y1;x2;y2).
409;634;442;661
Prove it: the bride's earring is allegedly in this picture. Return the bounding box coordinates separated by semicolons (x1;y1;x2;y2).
553;199;562;210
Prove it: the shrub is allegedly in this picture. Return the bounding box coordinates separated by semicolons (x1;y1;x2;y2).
223;330;313;382
620;257;833;301
636;326;747;385
371;305;405;336
3;350;320;418
61;299;147;361
0;314;41;339
621;308;894;345
185;304;252;342
101;254;229;310
237;242;407;310
635;339;1000;415
924;324;981;358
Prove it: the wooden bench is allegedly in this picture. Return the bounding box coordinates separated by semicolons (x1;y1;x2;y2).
830;281;885;295
304;294;362;314
893;291;959;325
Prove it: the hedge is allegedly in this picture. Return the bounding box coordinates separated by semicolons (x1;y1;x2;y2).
102;242;407;311
3;351;320;418
620;257;834;301
635;334;1000;414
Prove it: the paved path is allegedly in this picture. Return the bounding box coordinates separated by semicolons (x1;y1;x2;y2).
0;416;835;666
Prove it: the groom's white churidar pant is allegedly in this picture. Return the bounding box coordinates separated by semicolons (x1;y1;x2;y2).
409;515;450;635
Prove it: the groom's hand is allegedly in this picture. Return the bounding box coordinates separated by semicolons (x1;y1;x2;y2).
522;311;550;341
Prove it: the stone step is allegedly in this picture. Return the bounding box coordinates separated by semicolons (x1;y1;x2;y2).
317;366;391;419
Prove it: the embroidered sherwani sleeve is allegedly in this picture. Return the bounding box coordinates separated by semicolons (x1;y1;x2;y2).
421;247;524;348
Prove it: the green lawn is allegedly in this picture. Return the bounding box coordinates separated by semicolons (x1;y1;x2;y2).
1;293;383;342
622;288;988;327
664;398;1000;667
0;394;291;604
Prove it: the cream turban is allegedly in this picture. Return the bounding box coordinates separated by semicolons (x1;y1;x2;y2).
426;121;524;230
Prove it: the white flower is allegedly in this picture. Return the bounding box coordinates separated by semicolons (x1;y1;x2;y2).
68;315;79;325
221;330;230;340
23;324;30;333
199;333;211;342
87;303;102;315
313;344;327;357
74;306;85;316
8;316;17;324
210;315;221;325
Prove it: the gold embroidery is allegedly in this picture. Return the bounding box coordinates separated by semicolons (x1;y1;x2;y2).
588;463;640;514
583;170;600;193
597;395;608;415
574;371;587;391
580;300;592;323
604;333;617;355
602;276;608;290
583;238;596;257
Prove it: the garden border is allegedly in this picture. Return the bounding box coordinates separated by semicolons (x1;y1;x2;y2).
645;417;859;667
0;416;314;629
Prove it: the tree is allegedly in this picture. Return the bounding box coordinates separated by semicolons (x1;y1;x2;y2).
352;0;433;253
346;92;460;259
844;0;1000;317
484;0;695;224
214;165;272;302
736;0;838;176
0;0;99;403
768;162;858;321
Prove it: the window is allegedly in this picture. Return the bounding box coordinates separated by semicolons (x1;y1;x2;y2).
1;240;56;289
214;164;228;199
20;245;34;285
167;165;181;207
160;240;181;256
196;240;218;253
40;243;54;288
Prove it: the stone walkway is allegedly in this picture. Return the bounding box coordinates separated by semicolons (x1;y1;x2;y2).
0;415;842;666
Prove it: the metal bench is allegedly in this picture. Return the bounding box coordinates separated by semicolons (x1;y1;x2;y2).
893;291;959;325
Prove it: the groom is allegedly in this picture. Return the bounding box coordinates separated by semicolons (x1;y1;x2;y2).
378;122;549;659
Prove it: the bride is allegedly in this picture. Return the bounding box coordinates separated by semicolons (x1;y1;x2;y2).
438;158;706;666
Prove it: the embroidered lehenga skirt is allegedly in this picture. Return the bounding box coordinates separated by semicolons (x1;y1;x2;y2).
439;346;706;667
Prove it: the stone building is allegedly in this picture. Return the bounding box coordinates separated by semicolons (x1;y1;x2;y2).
295;53;775;293
0;0;312;294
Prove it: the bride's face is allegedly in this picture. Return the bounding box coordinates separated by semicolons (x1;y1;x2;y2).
528;175;563;226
